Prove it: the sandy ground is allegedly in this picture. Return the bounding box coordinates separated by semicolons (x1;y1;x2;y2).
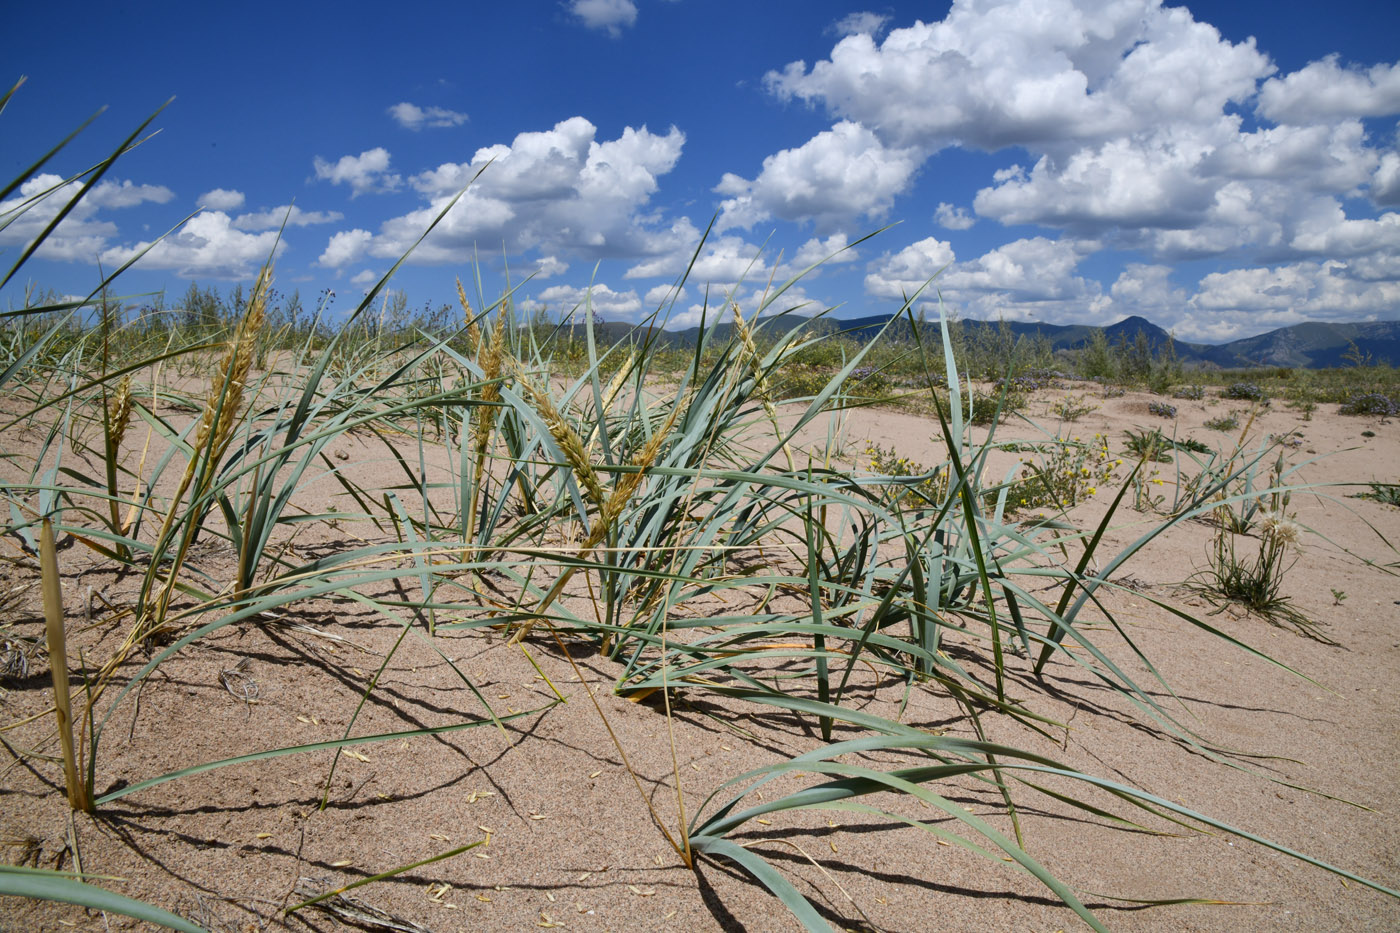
1;379;1397;932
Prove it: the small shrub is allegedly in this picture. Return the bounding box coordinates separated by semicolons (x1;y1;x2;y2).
863;442;947;507
1148;400;1177;419
969;391;1024;425
1052;394;1097;422
1172;385;1205;400
1222;382;1268;402
1101;385;1126;399
1010;434;1121;512
1338;393;1399;417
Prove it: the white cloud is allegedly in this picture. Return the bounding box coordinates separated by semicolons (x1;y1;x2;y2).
100;211;281;279
864;237;957;299
781;233;860;274
531;282;641;318
0;173;172;262
198;188;245;210
626;233;770;289
766;1;1272;152
531;255;569;278
233;205;344;230
318;229;374;268
714;121;919;232
1373;152;1400;206
754;0;1400;279
350;269;379;288
363;118;685;267
388;102;469;130
865;235;1109;323
644;283;686;307
1288;204;1400;257
569;0;637;37
934;202;975;230
1184;259;1400;339
1257;57;1400;125
313;147;401;196
827;12;890;39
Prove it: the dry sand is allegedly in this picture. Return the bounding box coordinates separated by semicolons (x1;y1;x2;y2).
1;380;1397;932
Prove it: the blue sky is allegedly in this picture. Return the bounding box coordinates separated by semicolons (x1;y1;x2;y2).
4;0;1399;342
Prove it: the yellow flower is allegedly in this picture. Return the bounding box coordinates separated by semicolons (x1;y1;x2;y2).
1087;487;1097;496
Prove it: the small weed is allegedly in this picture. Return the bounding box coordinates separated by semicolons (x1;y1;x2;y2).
1331;588;1348;605
1010;434;1121;512
1148;400;1177;419
863;442;948;507
1123;428;1174;463
1204;414;1240;432
1353;482;1400;507
1190;490;1330;642
1052;394;1098;422
1172;385;1205;400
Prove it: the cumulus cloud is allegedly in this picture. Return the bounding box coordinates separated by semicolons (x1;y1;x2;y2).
531;255;569;278
714;121;919;232
1183;259;1400;338
626;233;769;287
388;102;469;130
318;229;374;269
350;269;379;288
865;235;1108;323
356;117;685;268
529;282;641;318
767;1;1272;152
864;237;957;299
934;202;975;230
644;283;686;307
0;174;173;262
569;0;637;37
232;205;344;230
1372;152;1400;206
198;188;245;210
313;148;401;196
1257;57;1400;125
754;0;1400;281
100;212;282;279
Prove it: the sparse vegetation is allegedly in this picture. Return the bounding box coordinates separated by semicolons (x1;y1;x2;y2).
4;86;1399;933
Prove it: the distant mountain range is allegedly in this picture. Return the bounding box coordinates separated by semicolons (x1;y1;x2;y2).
556;312;1400;370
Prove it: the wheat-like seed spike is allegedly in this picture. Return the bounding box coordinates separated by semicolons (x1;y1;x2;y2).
456;277;481;350
106;375;133;451
514;360;608;510
600;403;682;530
471;311;508;457
510;402;680;644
